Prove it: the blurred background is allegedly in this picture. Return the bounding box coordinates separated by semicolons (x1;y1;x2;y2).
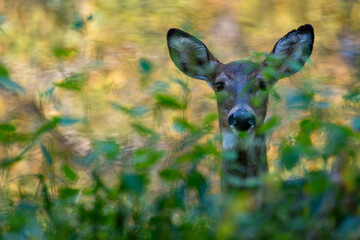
1;0;359;175
0;0;359;239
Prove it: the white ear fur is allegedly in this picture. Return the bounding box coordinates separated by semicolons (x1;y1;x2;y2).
273;30;313;57
271;24;314;77
167;29;219;81
168;37;208;64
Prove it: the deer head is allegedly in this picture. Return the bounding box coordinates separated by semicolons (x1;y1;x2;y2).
167;24;314;180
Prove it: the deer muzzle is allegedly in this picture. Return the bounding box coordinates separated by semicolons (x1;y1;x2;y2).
228;109;256;131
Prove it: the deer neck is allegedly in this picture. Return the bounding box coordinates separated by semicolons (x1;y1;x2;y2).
221;130;268;180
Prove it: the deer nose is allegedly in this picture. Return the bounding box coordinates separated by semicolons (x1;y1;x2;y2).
228;110;256;131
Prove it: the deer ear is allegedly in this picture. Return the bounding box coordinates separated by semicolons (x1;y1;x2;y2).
269;24;314;78
167;28;220;81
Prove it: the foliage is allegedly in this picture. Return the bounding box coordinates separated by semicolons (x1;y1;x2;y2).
0;0;360;239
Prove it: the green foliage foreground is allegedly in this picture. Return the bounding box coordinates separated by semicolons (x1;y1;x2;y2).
0;56;360;240
0;2;359;238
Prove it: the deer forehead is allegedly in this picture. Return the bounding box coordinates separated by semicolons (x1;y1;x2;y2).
214;62;260;92
216;62;259;81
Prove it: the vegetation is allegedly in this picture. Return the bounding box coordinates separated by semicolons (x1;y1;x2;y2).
0;0;359;239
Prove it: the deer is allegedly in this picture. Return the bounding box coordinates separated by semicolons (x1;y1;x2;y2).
167;24;314;188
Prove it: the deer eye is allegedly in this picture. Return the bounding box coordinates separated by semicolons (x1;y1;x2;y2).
259;81;267;91
215;82;224;92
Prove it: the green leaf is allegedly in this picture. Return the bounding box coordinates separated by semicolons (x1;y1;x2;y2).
155;190;184;210
120;173;148;194
0;145;31;167
0;63;25;94
87;14;93;21
73;16;85;31
0;156;22;168
287;60;303;73
306;171;330;195
0;77;26;94
94;140;120;160
17;202;37;213
187;170;206;188
146;80;169;95
109;102;130;113
296;130;312;147
0;63;9;76
58;116;82;126
280;145;300;170
131;122;155;137
35;117;60;136
39;87;55;98
139;58;153;75
186;169;207;201
261;66;278;81
0;123;16;132
173;118;197;133
324;124;353;156
63;164;78;181
0;132;32;144
59;187;79;199
300;118;321;132
110;102;149;117
53;48;75;59
257;116;280;134
41;144;53;165
55;74;87;91
352;116;360;132
129;105;149;116
222;150;238;163
76;151;99;166
343;88;360;102
159;169;183;182
133;148;164;170
156;94;184;109
251;51;266;62
202;113;218;127
338;216;360;237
